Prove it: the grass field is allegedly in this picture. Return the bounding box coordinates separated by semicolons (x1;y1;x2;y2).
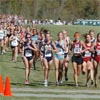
0;25;100;100
0;96;98;100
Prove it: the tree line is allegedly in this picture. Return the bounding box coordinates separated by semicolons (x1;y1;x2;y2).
0;0;100;21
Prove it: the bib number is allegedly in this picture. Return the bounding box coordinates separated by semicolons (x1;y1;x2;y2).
45;45;52;57
56;48;64;55
25;50;32;57
11;40;18;46
74;48;81;53
97;50;100;55
84;51;91;57
45;51;52;57
0;34;3;39
65;48;68;53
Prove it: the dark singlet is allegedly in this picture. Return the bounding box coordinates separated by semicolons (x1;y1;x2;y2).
73;40;82;55
44;41;53;58
64;37;70;58
24;42;34;58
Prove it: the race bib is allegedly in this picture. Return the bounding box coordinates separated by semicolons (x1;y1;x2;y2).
45;45;52;57
0;30;4;39
11;40;18;46
74;48;81;53
57;48;64;55
65;47;69;53
97;50;100;55
84;51;91;57
45;51;52;57
25;50;32;57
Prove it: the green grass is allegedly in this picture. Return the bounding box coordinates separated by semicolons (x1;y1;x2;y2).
0;25;100;100
1;52;99;90
0;96;98;100
35;25;100;40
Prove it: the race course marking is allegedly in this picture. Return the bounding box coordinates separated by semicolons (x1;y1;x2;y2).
12;88;100;98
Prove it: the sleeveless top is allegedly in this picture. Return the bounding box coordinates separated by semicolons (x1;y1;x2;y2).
43;41;53;58
24;42;34;57
11;35;19;46
91;38;96;43
83;43;92;57
65;37;70;53
95;42;100;56
40;39;46;52
72;40;82;54
31;35;39;47
55;40;64;55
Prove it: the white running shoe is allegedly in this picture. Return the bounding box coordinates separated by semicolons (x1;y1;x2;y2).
44;80;48;87
59;80;63;84
75;83;79;87
56;81;59;85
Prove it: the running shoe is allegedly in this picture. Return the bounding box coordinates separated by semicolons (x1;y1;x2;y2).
58;80;63;84
82;71;86;75
91;80;94;85
75;83;79;87
95;83;97;87
25;80;29;85
65;76;68;81
44;80;48;87
56;81;59;85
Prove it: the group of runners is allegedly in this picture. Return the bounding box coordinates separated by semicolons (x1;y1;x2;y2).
0;15;100;88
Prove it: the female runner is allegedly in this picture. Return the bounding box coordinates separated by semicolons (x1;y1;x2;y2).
82;34;94;87
54;32;66;85
22;33;37;85
63;29;71;81
40;32;57;87
94;33;100;87
71;32;86;86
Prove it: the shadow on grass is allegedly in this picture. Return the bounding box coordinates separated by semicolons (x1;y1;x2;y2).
13;66;25;70
11;81;86;88
0;59;23;63
11;82;38;87
0;61;12;63
11;81;44;87
31;68;55;71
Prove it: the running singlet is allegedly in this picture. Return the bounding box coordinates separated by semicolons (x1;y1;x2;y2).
95;42;100;56
31;35;39;47
65;37;70;53
44;42;53;57
11;36;19;46
31;35;38;41
24;42;34;57
73;41;82;54
91;38;96;43
0;30;4;40
84;43;91;57
40;39;46;52
55;40;64;55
